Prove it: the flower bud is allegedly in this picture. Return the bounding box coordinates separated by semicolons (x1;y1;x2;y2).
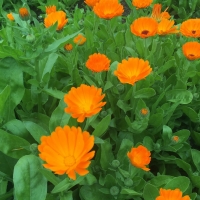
110;186;120;196
30;143;38;153
193;93;199;99
111;160;120;168
26;34;35;43
154;143;160;152
124;178;133;187
116;84;124;93
100;110;107;118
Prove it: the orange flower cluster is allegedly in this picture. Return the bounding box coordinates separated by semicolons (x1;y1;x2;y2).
44;11;68;30
132;0;153;9
19;7;29;18
7;13;14;21
127;145;151;171
45;5;56;15
182;41;200;60
156;188;190;200
85;0;100;7
86;53;111;72
114;57;152;85
64;84;106;122
38;126;95;180
180;19;200;38
73;34;87;45
93;0;124;19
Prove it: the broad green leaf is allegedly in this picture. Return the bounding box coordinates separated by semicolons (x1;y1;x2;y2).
13;155;47;200
134;88;156;99
181;106;199;122
0;85;10;114
191;149;200;172
149;175;173;187
39;169;60;186
143;183;159;200
120;188;142;196
43;88;65;99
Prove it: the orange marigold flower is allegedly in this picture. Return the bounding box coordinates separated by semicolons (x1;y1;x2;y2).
86;53;111;72
151;4;170;21
127;145;151;171
141;108;148;115
46;5;56;15
73;34;86;45
85;0;100;7
182;41;200;60
157;19;179;35
64;84;106;122
180;19;200;38
7;13;14;21
132;0;153;9
38;126;95;180
130;17;158;38
19;7;29;18
114;57;152;85
93;0;124;19
64;43;73;51
44;11;68;30
156;188;190;200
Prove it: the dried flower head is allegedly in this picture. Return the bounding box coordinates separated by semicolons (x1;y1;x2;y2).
157;19;179;35
151;4;170;21
114;57;152;85
7;13;14;21
73;34;86;45
64;43;73;51
44;11;68;30
180;19;200;38
127;145;151;171
19;7;29;18
38;126;95;180
86;53;111;72
85;0;100;7
46;5;56;15
156;188;190;200
130;17;158;38
132;0;153;9
93;0;124;19
182;41;200;60
64;84;106;122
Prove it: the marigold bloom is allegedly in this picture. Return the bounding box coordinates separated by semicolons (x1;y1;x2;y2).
46;5;56;15
44;11;68;30
127;145;151;171
114;57;152;85
64;43;73;51
141;108;148;115
7;13;14;21
19;7;29;18
73;34;86;45
64;84;106;122
151;4;170;21
180;19;200;38
86;53;111;72
93;0;124;19
172;136;179;142
157;19;179;35
130;17;158;38
182;41;200;60
85;0;100;7
38;126;95;180
156;188;190;200
132;0;153;9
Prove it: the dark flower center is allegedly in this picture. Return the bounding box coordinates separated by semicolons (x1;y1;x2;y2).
141;30;149;35
189;54;194;57
192;30;196;34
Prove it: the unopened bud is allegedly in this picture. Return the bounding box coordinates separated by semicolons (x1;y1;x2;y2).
124;178;133;187
26;34;35;43
116;84;124;93
110;186;120;196
111;160;120;168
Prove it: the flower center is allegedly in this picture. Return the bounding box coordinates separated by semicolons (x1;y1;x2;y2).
141;30;149;35
189;54;194;57
192;30;196;34
64;156;76;166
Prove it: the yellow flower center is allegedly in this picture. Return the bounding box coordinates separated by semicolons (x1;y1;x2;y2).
64;156;76;166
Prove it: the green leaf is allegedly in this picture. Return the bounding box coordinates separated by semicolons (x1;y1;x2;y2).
43;88;65;99
181;106;199;122
92;114;111;137
157;58;176;74
134;88;156;99
149;175;173;187
0;85;10;114
120;188;142;196
143;183;159;200
191;149;200;172
13;155;47;200
0;129;30;159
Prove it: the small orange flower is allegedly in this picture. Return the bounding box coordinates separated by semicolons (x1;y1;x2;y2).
73;34;86;45
141;108;148;115
93;0;124;19
44;11;68;30
151;4;170;21
130;17;158;38
157;19;179;35
127;145;151;171
86;53;111;72
19;7;29;18
64;43;73;51
156;188;190;200
46;5;56;15
38;126;95;180
132;0;153;9
64;84;106;122
182;41;200;60
180;19;200;38
85;0;100;7
114;57;152;85
172;136;179;142
7;13;14;21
